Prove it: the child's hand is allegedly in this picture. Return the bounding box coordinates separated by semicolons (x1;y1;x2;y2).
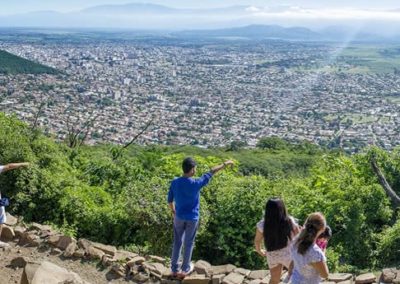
257;249;266;257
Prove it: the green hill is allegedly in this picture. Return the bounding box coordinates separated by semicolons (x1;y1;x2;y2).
0;50;59;74
1;112;400;272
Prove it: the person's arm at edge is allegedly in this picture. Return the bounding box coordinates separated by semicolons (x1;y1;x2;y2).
310;261;329;279
254;228;266;257
2;162;29;172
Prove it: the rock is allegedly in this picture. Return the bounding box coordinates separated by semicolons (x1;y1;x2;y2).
381;268;397;283
143;262;168;279
50;248;62;255
56;236;76;251
233;268;251;277
91;242;117;256
47;235;62;246
18;232;41;247
20;261;41;284
63;241;77;258
78;238;92;250
10;256;28;268
394;274;400;284
162;280;180;284
328;273;353;282
102;255;115;267
182;274;211;284
335;281;352;284
248;280;262;284
355;273;376;284
0;225;15;241
127;256;146;267
195;260;212;276
211;264;237;275
114;250;138;262
86;246;105;260
39;230;59;239
5;212;18;226
21;261;91;284
149;255;167;264
222;272;245;284
212;274;225;284
128;264;141;277
260;276;271;284
133;272;150;283
36;226;58;239
111;264;126;278
0;242;11;251
30;223;52;232
248;270;269;280
73;249;85;258
14;226;26;238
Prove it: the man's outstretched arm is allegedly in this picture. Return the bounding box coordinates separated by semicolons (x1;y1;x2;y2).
210;160;234;175
2;162;29;173
196;160;235;188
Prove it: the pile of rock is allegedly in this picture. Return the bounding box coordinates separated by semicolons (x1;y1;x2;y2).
0;213;396;284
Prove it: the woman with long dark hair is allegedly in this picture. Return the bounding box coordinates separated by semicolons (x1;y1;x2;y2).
254;198;300;284
290;212;329;284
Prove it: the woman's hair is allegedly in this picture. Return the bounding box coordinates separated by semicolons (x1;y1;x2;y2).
296;212;326;255
263;198;293;251
318;225;332;240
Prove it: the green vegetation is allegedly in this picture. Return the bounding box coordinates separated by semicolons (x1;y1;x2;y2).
337;45;400;74
1;113;400;272
0;50;59;74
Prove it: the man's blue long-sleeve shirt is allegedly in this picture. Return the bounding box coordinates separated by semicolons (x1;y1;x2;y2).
167;172;213;221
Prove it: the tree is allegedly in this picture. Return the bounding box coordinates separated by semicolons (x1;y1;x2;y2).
227;140;247;151
65;107;100;148
256;137;288;150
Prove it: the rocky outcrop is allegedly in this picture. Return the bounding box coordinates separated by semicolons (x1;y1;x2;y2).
21;261;90;284
0;213;395;284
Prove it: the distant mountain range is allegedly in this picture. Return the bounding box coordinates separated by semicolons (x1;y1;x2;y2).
82;3;251;15
0;2;399;42
82;3;178;14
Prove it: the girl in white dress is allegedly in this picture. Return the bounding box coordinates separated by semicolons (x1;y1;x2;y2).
254;198;300;284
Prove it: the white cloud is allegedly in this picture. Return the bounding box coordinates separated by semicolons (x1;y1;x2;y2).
251;7;400;21
245;6;260;12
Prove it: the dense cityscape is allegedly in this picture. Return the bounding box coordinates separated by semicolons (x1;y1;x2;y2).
1;37;400;151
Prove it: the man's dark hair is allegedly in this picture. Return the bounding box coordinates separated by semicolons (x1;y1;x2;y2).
182;157;197;174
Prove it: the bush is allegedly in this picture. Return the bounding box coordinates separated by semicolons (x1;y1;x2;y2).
1;113;400;271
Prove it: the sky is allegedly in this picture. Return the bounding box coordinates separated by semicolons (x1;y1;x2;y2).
0;0;400;14
0;0;399;32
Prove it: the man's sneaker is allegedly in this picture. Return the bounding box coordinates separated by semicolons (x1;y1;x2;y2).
178;263;194;279
171;272;180;279
187;262;194;274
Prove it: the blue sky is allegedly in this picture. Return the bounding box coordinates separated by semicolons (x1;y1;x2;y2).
1;0;399;14
0;0;399;32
